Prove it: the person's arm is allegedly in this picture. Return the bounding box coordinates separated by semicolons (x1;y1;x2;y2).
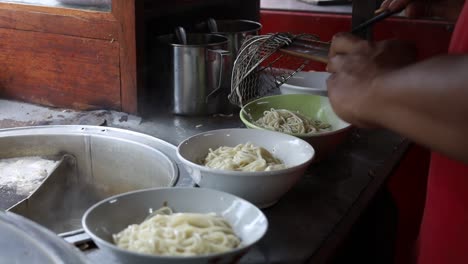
327;33;468;163
380;0;464;20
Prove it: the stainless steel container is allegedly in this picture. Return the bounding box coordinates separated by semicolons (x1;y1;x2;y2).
0;125;183;236
209;19;262;57
157;34;230;115
203;20;262;114
0;211;88;263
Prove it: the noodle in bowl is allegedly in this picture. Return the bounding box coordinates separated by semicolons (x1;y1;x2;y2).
82;187;268;264
177;128;315;208
113;206;241;256
239;94;352;161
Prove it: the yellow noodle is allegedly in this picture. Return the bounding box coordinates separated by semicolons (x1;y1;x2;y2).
113;207;241;256
255;108;331;134
203;142;285;171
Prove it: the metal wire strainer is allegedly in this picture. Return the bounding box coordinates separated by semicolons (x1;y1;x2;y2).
228;9;402;107
228;32;330;107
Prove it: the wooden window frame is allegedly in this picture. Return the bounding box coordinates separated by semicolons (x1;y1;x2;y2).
0;0;138;113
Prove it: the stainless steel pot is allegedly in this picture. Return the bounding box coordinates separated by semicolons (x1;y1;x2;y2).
0;125;182;236
157;34;231;115
202;19;262;114
208;19;262;57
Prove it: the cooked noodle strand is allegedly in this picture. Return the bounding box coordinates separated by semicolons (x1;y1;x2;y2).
113;207;241;256
203;142;285;171
255;108;331;134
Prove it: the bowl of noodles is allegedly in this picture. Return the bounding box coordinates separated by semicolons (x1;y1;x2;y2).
177;128;315;208
239;94;352;161
82;187;268;264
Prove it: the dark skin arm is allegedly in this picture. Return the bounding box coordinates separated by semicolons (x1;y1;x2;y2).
326;33;468;164
381;0;464;20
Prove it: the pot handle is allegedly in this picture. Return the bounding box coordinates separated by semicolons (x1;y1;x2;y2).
205;49;231;102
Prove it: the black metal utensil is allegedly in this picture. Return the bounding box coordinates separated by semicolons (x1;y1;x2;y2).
351;9;402;34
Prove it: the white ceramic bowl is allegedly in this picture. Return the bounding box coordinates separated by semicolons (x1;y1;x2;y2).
177;128;315;208
279;71;330;96
82;187;268;264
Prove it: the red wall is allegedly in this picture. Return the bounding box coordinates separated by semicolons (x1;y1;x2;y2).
260;10;453;67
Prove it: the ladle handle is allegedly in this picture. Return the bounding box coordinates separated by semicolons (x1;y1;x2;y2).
175;26;187;45
205;49;231;102
207;18;218;33
351;9;402;34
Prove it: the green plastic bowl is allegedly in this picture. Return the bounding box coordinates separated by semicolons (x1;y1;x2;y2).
240;94;352;161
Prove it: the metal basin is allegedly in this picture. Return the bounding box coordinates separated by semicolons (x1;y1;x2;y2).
0;125;179;235
0;211;88;263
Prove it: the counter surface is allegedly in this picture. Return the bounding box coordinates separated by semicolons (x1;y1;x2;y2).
84;108;407;263
0;99;406;263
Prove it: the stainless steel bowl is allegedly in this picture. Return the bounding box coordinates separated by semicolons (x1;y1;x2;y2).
0;210;88;263
0;125;180;235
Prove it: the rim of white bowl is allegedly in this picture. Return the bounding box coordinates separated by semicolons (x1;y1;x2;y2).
176;128;315;176
280;82;327;92
82;186;268;260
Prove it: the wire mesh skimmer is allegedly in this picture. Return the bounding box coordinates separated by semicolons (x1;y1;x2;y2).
228;32;330;107
228;9;402;107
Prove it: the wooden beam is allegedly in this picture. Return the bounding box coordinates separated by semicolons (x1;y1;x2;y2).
0;28;121;110
0;3;118;40
112;0;137;114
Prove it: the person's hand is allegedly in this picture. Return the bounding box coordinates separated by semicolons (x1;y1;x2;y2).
380;0;413;12
380;0;464;20
380;0;432;18
326;32;416;127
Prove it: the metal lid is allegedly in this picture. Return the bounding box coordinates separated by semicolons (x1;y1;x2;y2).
0;211;88;264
